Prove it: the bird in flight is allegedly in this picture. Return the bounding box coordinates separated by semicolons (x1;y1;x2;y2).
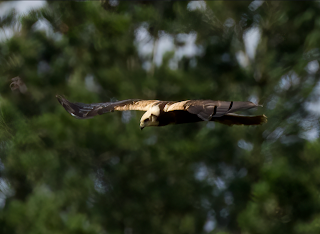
56;95;267;129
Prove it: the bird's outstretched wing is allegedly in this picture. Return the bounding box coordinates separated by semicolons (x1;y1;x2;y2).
164;100;261;120
164;100;266;125
56;95;159;119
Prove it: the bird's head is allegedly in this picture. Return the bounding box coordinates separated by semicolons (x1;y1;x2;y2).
140;105;160;130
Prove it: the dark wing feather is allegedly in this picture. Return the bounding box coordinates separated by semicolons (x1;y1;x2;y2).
186;100;232;120
56;95;158;119
165;100;260;121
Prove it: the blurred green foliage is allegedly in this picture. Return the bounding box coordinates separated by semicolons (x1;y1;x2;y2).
1;1;320;233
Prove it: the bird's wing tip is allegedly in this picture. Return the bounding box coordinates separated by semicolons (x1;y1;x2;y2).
56;95;69;105
55;94;64;101
251;102;263;107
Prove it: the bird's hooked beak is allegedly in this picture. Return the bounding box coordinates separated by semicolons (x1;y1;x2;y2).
140;122;145;130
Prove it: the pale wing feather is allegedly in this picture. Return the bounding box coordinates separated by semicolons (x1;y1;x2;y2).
163;101;189;112
114;100;159;111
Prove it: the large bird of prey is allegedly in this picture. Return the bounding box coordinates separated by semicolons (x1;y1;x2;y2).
56;95;267;129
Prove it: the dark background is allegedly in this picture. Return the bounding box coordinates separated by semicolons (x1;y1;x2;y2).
1;1;320;234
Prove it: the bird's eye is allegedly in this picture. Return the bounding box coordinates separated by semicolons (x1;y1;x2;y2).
144;119;149;123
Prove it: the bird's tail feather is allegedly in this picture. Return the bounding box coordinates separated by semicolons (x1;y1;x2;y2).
213;113;267;126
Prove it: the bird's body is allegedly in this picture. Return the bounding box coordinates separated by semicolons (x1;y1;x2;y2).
56;95;267;129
